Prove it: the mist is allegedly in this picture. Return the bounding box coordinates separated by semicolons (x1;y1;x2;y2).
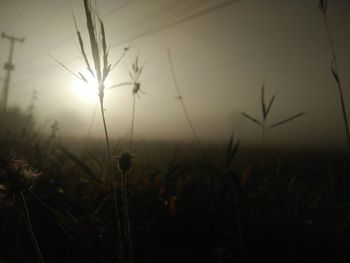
0;0;349;149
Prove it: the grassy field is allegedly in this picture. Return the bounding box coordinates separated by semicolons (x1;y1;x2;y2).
1;1;350;262
1;107;350;263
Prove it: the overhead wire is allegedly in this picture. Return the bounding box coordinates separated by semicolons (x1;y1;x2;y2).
10;0;240;89
11;0;135;79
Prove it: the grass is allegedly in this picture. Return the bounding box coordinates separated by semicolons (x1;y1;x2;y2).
1;0;350;262
319;0;350;152
1;125;350;262
68;0;132;261
0;156;45;263
167;48;202;148
241;84;304;186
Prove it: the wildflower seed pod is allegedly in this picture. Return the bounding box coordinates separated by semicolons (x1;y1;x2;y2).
0;155;40;205
118;152;134;173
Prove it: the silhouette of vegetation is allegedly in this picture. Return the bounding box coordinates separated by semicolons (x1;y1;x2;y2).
1;1;350;263
241;84;304;185
319;0;350;152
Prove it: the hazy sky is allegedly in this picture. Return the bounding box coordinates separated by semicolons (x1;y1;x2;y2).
0;0;350;148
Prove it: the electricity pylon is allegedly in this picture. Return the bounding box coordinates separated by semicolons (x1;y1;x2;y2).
1;32;25;112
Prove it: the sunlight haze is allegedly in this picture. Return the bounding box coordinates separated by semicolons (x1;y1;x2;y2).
0;0;350;148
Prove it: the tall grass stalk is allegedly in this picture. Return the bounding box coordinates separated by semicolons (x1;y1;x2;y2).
167;48;221;205
242;84;304;186
20;191;45;263
106;56;142;263
118;152;134;263
129;95;136;150
128;56;145;150
68;0;131;261
86;101;98;144
121;170;133;263
319;0;350;151
167;48;202;147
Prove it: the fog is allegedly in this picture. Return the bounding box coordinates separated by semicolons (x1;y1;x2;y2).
1;0;350;148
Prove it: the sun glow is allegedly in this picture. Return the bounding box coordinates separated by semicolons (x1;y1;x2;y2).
71;69;110;103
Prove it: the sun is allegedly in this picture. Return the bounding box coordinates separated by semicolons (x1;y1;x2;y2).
71;69;99;103
71;68;114;103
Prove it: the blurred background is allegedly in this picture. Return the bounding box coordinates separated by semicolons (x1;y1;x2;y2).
0;0;349;148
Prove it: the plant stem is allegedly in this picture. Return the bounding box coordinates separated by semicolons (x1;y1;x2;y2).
99;99;111;157
121;172;133;263
112;179;126;262
167;49;201;147
20;191;45;263
86;101;98;144
260;124;266;186
99;97;125;262
129;94;136;151
322;13;350;151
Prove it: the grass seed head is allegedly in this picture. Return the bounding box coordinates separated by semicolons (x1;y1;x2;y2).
0;155;40;205
117;151;134;173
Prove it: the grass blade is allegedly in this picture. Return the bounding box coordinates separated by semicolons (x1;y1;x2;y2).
83;0;101;82
50;55;83;82
60;146;101;183
241;112;262;126
72;13;95;78
111;42;132;71
331;64;340;83
266;94;276;117
108;82;133;90
268;112;304;129
99;18;109;81
261;85;266;119
225;132;239;169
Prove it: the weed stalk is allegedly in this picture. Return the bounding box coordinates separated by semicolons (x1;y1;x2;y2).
242;84;304;186
319;0;350;151
20;191;45;263
121;171;133;263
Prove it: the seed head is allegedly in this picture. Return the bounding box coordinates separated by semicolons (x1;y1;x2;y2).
0;155;40;205
117;152;134;173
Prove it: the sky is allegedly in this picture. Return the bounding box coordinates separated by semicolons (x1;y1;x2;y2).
0;0;350;148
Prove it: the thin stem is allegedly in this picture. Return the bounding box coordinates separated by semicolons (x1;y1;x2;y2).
260;124;266;187
167;49;201;146
129;94;136;151
322;13;350;151
29;191;110;262
91;195;110;220
20;191;45;263
233;197;246;261
121;172;133;263
112;177;126;262
86;101;98;144
99;99;111;157
99;97;125;262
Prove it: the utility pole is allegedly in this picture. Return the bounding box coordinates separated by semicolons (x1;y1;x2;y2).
1;32;25;112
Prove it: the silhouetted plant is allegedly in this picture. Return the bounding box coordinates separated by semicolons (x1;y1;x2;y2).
108;56;145;263
241;84;304;185
318;0;350;151
117;151;134;263
57;0;131;261
167;48;202;147
109;56;146;150
0;155;45;263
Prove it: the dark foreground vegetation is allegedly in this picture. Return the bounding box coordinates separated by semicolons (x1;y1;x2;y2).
1;108;350;263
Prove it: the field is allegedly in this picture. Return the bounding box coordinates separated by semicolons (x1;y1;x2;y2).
1;0;350;262
1;107;350;263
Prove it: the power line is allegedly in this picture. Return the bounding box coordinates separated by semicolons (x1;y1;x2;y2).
12;0;136;77
11;0;240;88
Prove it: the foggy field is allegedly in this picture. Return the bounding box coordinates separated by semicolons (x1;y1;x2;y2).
1;110;350;263
1;0;350;262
